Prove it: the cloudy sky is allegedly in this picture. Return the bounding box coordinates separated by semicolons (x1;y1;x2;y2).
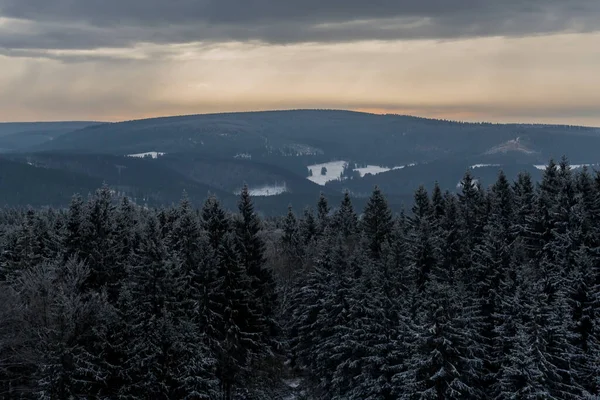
1;0;599;125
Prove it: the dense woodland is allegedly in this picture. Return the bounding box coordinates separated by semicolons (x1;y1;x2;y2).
1;157;599;399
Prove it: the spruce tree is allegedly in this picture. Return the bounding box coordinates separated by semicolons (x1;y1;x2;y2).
332;191;358;242
401;265;483;399
22;259;111;399
84;185;119;296
472;170;515;392
431;182;445;223
234;186;280;388
215;233;263;399
300;206;318;245
121;215;217;399
407;186;438;294
438;192;464;286
361;186;393;260
63;194;86;262
201;196;230;251
316;193;330;234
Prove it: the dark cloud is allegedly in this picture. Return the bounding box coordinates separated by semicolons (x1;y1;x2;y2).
0;0;599;53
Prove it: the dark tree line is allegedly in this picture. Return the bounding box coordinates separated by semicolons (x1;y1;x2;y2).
1;158;600;399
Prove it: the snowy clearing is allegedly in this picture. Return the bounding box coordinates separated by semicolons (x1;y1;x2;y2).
235;184;287;196
307;161;348;185
354;165;392;177
470;164;501;169
127;152;165;159
534;163;598;170
307;161;417;185
392;163;417;170
354;163;415;177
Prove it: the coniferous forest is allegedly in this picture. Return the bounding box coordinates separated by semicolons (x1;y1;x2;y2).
1;158;600;399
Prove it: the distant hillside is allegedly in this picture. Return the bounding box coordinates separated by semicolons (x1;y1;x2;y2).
0;121;103;151
1;110;599;213
0;157;103;207
35;110;600;165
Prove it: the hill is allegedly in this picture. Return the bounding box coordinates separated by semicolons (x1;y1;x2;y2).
0;121;103;151
1;109;598;213
36;110;600;165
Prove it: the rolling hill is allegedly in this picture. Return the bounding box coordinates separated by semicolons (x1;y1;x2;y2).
1;109;598;213
0;121;103;151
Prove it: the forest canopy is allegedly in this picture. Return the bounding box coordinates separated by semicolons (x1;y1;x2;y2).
0;158;599;399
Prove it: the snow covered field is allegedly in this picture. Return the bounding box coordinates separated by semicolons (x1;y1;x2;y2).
127;152;165;159
307;161;416;185
354;165;392;177
307;161;348;185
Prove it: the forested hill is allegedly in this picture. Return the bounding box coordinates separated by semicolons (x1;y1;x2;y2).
3;110;600;213
0;121;102;151
1;159;599;399
34;110;600;164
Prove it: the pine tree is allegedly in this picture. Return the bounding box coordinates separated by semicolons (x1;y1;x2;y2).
201;196;230;251
525;159;560;262
215;233;263;399
332;191;358;241
335;248;401;400
111;196;139;300
472;170;515;392
438;193;464;286
21;259;111;399
121;215;217;399
282;205;301;252
400;269;483;399
63;194;86;262
288;231;349;396
512;172;536;264
567;168;600;395
458;171;486;245
361;186;394;260
84;185;119;296
8;209;56;280
171;192;204;272
235;186;276;327
457;171;487;289
431;182;445;223
407;186;439;294
316;193;330;234
300;207;318;245
234;186;281;389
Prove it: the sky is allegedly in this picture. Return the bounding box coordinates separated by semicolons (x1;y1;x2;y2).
1;0;599;125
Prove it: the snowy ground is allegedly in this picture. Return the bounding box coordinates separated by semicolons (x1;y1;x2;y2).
127;152;165;159
392;163;417;170
307;161;416;185
307;161;348;185
533;163;597;170
470;163;501;169
354;165;392;177
235;184;287;196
